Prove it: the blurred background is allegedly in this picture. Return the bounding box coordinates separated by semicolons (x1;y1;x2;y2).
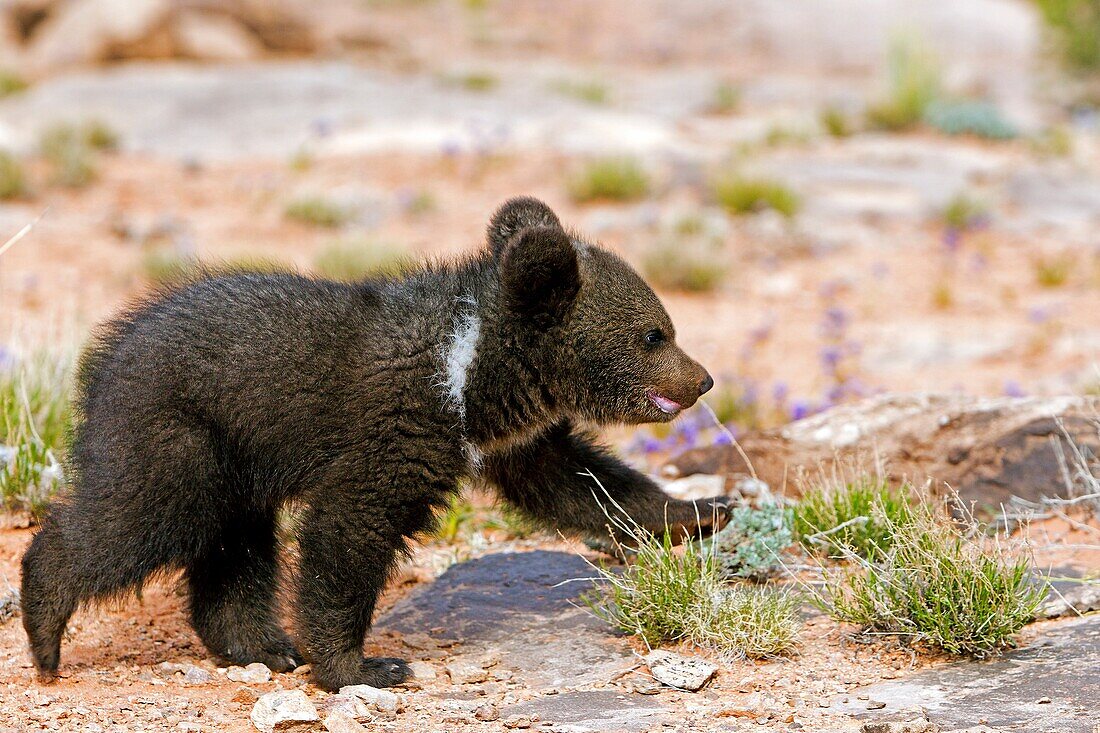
1;0;1100;455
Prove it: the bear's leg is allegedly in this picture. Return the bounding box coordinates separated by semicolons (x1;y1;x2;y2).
186;511;302;672
294;500;410;691
483;420;730;540
20;517;80;677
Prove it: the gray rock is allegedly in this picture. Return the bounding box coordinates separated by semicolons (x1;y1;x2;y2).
0;586;19;623
337;684;399;714
502;690;667;733
317;694;372;722
322;711;367;733
377;551;635;692
250;690;319;733
861;724;939;733
645;650;716;691
182;666;214;685
1040;584;1100;619
227;662;273;684
408;661;437;680
829;615;1099;732
445;658;489;685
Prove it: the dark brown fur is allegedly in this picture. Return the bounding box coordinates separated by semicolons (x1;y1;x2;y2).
20;198;720;690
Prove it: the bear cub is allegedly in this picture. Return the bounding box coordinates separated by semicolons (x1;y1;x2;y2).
21;197;724;691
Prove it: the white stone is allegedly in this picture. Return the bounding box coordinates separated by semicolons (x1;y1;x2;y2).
228;662;273;684
174;11;264;62
337;684;400;713
658;473;725;501
323;711;368;733
645;650;716;691
250;690;319;733
409;661;437;680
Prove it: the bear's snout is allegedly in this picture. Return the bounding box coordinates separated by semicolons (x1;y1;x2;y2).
698;372;714;396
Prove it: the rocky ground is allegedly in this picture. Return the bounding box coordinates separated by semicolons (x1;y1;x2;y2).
1;1;1100;731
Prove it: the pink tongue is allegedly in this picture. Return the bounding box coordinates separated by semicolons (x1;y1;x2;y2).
650;392;682;414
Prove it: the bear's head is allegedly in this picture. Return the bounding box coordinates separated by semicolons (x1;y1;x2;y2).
488;197;713;425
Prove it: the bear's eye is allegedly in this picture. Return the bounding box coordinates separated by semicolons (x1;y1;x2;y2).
644;329;665;347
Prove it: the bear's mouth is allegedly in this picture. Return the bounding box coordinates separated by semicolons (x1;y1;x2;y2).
647;390;683;415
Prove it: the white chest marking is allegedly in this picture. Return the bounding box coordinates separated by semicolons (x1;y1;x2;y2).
441;296;481;421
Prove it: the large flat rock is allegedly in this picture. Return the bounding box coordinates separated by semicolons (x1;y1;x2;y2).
830;615;1100;732
377;550;636;692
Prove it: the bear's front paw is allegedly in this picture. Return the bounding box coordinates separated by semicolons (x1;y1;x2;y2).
312;655;411;690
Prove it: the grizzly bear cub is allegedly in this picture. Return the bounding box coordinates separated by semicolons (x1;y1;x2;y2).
21;198;722;690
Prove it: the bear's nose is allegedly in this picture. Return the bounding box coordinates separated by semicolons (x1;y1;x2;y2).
698;373;714;396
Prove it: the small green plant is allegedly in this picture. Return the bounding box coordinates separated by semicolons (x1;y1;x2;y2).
820;106;854;138
924;100;1017;140
40;124;97;188
706;382;764;429
82;119;120;151
940;193;988;231
0;70;27;97
1;353;73;516
550;79;610;105
1034;253;1075;288
931;279;955;310
0;151;28;199
1;353;73;455
1035;0;1100;71
447;71;498;92
404;189;437;216
641;236;728;293
1031;126;1074;157
865;35;941;131
763;125;811;148
712;503;794;580
712;176;800;219
141;247;200;284
815;501;1045;656
581;473;800;658
708;82;741;115
313;239;413;281
434;493;539;542
567;158;650;202
284;197;354;228
792;477;913;558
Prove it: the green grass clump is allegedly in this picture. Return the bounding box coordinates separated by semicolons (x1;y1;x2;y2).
581;473;800;658
140;248;200;284
941;193;988;230
815;501;1045;656
792;477;913;558
865;35;941;131
0;151;28;199
712;176;800;219
708;82;741;115
1;354;73;455
567;158;650;202
434;493;539;542
820;106;854;138
284;197;354;228
550;79;610;105
1035;0;1100;71
82;119;120;151
313;239;414;281
0;70;27;97
40;124;97;188
1;354;73;516
641;236;728;293
447;72;498;92
1033;253;1075;288
712;503;794;580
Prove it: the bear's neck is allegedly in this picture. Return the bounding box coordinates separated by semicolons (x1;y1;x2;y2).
435;257;566;452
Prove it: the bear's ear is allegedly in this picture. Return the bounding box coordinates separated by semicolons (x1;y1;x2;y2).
487;197;563;259
499;225;580;329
